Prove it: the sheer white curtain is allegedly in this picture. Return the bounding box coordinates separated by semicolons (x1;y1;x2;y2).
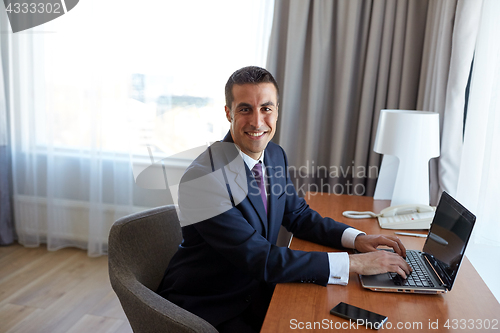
438;0;482;202
456;0;500;247
7;0;274;256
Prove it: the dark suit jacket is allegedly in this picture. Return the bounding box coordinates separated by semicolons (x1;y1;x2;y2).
157;132;352;326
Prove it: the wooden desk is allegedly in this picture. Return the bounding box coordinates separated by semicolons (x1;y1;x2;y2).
261;194;500;332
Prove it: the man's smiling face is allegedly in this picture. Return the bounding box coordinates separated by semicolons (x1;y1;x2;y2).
225;83;279;160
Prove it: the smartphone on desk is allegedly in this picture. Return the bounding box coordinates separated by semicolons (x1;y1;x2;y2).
330;302;388;330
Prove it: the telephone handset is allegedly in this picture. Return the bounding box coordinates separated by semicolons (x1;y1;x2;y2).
377;204;435;230
342;204;436;230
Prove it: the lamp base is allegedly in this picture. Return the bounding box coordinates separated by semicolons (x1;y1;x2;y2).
374;155;399;200
374;155;431;207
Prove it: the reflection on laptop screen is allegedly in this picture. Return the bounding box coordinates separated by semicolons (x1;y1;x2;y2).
422;192;476;289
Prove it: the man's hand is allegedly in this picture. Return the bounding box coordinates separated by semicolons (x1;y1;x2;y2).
350;234;411;278
354;234;407;258
349;251;412;278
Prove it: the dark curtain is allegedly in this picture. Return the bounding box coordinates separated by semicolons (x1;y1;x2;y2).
1;15;15;245
266;0;457;201
0;147;14;245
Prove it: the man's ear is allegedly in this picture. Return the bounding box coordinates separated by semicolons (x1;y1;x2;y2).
225;106;232;122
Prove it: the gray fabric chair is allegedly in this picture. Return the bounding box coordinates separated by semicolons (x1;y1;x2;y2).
108;205;218;333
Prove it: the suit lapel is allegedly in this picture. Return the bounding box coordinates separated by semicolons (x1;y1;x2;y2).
244;166;269;237
264;148;283;241
221;132;268;237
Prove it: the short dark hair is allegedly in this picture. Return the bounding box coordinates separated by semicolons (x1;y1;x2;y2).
225;66;279;108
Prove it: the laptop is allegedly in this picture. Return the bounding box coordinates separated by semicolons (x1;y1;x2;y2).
360;191;476;294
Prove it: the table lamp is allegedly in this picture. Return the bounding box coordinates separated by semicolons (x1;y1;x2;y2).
373;110;440;206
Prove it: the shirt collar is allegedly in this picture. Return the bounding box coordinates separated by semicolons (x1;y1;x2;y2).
234;145;265;174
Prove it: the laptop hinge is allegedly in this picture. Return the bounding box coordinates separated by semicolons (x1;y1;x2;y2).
424;255;448;289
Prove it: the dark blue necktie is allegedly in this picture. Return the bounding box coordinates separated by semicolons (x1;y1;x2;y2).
252;162;267;213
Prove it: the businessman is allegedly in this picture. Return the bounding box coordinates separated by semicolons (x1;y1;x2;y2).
157;66;411;332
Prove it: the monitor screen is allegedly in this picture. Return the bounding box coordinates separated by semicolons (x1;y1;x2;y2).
423;192;476;290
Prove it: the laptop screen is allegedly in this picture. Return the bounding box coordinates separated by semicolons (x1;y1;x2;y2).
422;192;476;290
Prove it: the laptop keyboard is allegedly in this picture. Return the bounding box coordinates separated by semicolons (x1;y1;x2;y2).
391;251;435;288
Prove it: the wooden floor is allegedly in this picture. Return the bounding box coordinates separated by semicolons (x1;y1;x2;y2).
0;243;133;333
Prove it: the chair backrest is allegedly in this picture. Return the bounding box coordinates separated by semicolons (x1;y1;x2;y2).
108;205;218;333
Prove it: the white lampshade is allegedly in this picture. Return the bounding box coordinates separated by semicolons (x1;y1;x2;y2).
373;110;440;206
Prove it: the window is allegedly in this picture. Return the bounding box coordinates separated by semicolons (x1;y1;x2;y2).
36;0;274;157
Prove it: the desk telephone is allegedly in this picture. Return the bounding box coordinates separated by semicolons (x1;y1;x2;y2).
342;204;436;230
